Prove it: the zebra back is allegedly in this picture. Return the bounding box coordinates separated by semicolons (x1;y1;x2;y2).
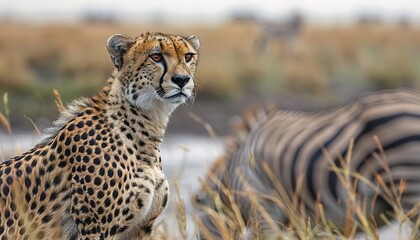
194;89;420;238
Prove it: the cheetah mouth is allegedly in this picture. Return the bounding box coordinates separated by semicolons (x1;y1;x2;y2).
165;92;188;99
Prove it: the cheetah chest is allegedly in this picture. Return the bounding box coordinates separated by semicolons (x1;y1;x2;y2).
127;164;169;226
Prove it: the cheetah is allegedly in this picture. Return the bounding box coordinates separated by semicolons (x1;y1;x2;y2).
0;32;200;239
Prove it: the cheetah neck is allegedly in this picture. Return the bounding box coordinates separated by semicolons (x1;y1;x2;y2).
38;74;174;148
105;78;173;140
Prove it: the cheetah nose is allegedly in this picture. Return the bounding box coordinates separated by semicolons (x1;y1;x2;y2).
171;75;190;88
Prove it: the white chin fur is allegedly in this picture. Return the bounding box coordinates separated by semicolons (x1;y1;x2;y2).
163;88;192;103
129;89;185;110
131;89;160;110
165;95;188;104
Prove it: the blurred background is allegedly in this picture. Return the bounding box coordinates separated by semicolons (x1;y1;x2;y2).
0;1;419;238
1;0;420;136
0;0;420;135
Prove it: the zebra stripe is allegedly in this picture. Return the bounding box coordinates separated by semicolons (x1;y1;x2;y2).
194;89;420;237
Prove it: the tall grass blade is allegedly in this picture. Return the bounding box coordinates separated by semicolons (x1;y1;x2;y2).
0;112;11;134
53;89;66;113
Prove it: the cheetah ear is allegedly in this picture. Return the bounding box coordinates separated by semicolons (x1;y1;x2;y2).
186;35;200;50
106;34;134;69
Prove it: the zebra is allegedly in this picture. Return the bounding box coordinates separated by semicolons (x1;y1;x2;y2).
255;13;304;52
193;89;420;239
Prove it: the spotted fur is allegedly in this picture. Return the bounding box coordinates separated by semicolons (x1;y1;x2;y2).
0;32;200;239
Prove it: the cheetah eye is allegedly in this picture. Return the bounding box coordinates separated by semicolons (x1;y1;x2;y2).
150;53;163;63
184;53;195;63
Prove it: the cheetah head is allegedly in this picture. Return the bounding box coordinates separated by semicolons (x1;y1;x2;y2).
106;32;200;110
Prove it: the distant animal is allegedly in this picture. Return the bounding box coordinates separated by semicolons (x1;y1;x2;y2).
256;14;303;51
194;89;420;239
0;32;200;239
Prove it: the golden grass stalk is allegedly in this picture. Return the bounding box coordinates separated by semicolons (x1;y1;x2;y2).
0;92;11;134
194;180;235;238
24;115;41;136
3;93;9;117
192;214;216;240
324;139;379;239
317;203;336;238
224;189;246;234
152;221;171;240
260;161;315;239
174;182;188;240
0;111;11;134
236;171;278;235
53;89;66;113
371;135;417;240
188;112;218;141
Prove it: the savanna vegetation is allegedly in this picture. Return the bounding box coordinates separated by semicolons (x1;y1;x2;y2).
1;21;420;131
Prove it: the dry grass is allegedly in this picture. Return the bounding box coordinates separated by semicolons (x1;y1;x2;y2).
1;90;419;239
1;22;420;124
191;137;420;240
0;93;11;134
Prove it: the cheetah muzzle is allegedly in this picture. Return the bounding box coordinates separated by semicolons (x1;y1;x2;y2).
0;32;200;239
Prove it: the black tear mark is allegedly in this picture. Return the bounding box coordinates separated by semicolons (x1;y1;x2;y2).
162;193;168;208
158;41;168;85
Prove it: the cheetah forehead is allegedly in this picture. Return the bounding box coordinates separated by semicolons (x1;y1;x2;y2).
132;33;198;56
